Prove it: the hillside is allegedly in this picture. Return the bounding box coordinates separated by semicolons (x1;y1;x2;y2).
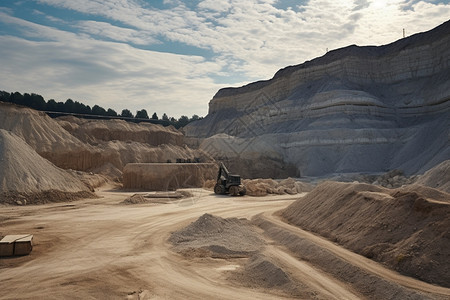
185;20;450;178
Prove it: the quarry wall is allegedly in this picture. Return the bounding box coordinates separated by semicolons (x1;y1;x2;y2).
122;163;217;191
185;20;450;177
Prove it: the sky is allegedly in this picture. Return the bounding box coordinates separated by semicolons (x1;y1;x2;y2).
0;1;449;118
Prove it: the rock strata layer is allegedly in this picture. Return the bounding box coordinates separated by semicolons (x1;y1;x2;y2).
123;163;217;190
185;20;450;177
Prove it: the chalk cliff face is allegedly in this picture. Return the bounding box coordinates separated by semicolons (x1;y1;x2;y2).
185;20;450;177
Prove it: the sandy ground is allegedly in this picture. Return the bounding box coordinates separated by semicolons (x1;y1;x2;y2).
1;188;449;300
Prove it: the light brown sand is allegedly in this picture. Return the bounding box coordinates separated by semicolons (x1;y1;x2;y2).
1;187;449;299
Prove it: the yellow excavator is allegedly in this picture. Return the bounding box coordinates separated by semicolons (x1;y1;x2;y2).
214;163;246;196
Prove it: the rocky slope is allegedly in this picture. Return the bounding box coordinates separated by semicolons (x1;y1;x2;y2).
185;20;450;178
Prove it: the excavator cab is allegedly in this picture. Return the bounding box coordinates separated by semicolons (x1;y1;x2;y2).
214;163;246;196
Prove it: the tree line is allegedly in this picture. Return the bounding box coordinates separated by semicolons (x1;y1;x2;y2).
0;91;202;128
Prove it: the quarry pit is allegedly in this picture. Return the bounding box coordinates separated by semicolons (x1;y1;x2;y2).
1;20;449;300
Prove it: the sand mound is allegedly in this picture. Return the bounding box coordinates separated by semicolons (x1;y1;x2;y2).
122;194;148;205
243;178;314;196
281;181;450;287
204;177;314;196
169;213;265;258
0;102;102;171
0;129;94;204
229;254;305;298
415;160;450;193
0;102;88;154
255;216;432;300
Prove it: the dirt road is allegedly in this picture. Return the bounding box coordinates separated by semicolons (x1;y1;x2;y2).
1;188;449;299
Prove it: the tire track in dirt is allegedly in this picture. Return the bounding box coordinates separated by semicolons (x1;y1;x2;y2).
264;246;363;299
0;191;298;299
2;190;448;299
258;212;450;299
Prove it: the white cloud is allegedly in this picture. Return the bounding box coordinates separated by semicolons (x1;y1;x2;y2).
197;0;233;12
0;12;225;117
1;0;449;117
33;0;450;78
76;20;160;45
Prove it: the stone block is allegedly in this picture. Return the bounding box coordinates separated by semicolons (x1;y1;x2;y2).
0;235;33;256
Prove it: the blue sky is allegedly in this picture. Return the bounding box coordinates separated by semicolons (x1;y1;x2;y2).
0;0;448;118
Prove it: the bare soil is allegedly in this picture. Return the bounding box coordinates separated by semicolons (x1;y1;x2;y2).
1;187;449;299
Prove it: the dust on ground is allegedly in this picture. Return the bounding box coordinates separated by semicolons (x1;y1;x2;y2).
1;186;449;300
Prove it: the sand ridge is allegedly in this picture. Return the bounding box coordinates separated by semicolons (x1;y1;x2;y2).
281;181;450;287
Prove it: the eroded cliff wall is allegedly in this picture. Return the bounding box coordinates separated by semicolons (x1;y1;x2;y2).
185;20;450;177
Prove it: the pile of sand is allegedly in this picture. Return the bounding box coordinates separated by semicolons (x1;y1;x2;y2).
203;177;313;196
0;102;102;171
281;181;450;287
0;129;94;204
121;194;148;205
169;213;265;258
243;178;313;196
170;213;313;298
229;254;306;298
0;103;89;154
414;160;450;193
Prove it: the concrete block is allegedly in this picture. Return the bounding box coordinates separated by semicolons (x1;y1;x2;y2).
0;235;33;256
